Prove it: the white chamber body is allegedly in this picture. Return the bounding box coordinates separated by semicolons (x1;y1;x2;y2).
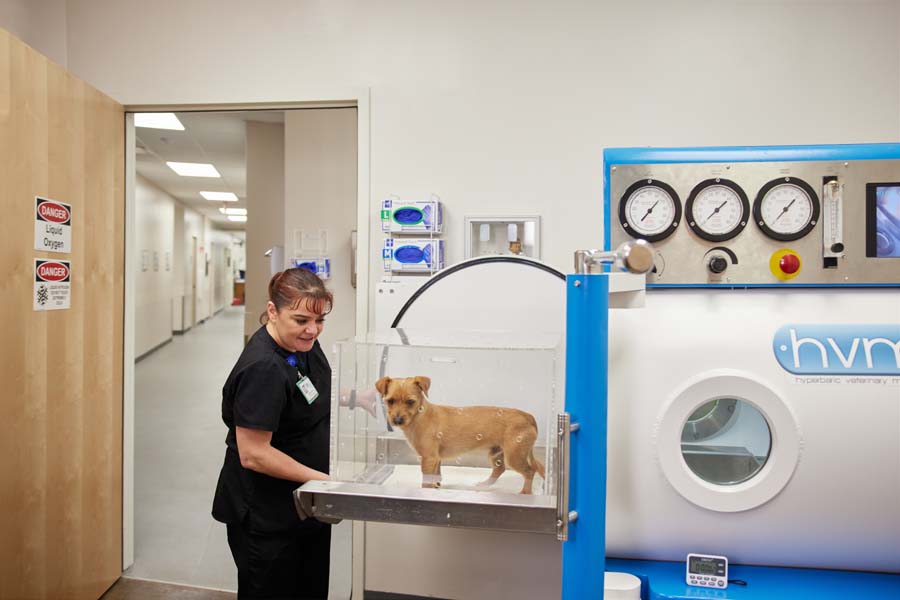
607;288;900;572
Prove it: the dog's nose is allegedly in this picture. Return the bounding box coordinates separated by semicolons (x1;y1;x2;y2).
392;416;404;426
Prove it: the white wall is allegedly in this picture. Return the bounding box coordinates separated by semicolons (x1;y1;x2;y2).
0;0;67;66
63;0;900;326
284;108;358;353
135;175;175;357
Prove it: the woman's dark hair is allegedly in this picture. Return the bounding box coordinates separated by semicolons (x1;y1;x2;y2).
259;268;334;324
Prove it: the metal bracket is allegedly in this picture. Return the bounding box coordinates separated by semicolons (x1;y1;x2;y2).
574;239;654;275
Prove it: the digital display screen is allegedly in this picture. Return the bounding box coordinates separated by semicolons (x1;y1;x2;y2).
866;183;900;258
689;557;720;575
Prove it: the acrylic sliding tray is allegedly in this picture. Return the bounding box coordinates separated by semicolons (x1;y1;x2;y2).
294;329;564;534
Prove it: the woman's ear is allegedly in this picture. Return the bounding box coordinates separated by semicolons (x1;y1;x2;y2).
266;301;278;322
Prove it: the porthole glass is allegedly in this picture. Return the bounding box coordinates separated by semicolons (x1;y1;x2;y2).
680;398;771;486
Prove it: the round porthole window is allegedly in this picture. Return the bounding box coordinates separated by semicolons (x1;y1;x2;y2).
680;398;772;486
656;370;801;512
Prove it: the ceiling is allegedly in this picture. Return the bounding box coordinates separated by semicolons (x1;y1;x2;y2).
134;110;284;230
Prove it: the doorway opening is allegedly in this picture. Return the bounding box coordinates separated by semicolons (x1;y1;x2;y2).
123;100;369;596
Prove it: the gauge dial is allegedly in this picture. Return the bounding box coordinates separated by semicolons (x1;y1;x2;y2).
753;177;820;241
618;179;681;242
685;178;750;242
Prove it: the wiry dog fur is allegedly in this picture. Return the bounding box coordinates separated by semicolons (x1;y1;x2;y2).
374;375;545;494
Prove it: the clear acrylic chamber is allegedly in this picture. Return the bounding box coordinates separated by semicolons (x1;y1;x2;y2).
296;328;564;534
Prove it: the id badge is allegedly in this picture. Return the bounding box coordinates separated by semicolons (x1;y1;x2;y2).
296;375;319;404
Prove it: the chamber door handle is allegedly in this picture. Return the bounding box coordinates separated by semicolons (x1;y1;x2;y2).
556;412;578;541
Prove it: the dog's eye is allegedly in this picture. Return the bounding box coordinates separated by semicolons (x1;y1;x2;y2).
406;399;415;406
386;399;394;406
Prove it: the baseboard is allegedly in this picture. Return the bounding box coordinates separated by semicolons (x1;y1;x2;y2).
365;592;451;600
135;338;173;363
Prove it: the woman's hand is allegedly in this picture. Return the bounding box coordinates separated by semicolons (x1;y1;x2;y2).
339;388;379;417
356;389;378;417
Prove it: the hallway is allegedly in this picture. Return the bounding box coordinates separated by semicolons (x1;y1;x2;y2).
130;304;353;596
130;307;245;591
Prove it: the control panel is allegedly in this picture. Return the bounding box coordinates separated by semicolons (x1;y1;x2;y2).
605;145;900;286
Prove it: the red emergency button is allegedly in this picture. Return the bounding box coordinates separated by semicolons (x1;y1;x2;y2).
769;249;802;281
779;253;800;274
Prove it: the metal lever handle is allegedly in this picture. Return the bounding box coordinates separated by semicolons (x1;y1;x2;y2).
556;413;579;541
574;240;654;275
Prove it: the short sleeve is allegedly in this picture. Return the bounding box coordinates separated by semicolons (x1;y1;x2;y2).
232;359;288;431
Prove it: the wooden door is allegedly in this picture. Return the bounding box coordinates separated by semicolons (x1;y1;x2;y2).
0;28;124;599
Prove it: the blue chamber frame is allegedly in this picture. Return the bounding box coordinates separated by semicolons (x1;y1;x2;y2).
562;273;609;599
602;143;900;288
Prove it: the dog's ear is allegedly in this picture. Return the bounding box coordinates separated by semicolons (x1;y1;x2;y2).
413;376;431;394
374;377;392;396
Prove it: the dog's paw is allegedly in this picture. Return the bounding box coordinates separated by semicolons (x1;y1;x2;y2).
475;477;498;488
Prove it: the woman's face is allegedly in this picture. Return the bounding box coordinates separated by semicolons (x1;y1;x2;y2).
267;298;326;353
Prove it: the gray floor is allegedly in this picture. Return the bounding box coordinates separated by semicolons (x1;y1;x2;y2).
130;306;352;596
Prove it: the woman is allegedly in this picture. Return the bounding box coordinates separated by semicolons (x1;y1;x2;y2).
213;268;335;599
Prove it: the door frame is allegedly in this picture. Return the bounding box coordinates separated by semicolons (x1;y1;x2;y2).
122;90;371;585
191;235;198;327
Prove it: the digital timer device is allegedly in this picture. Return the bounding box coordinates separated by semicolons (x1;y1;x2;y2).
685;553;728;589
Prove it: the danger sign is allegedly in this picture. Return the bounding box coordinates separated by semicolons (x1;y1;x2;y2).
34;196;72;253
34;258;71;311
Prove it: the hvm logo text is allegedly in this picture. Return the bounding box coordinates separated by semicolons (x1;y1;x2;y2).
773;325;900;375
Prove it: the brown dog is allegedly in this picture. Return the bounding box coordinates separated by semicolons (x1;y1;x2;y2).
374;375;545;494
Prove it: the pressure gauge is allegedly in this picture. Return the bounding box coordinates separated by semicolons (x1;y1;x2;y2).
685;178;750;242
753;177;820;241
618;179;681;243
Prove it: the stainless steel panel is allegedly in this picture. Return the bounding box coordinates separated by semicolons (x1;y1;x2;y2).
294;480;557;535
608;159;900;285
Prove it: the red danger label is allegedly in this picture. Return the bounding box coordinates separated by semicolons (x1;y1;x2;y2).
37;200;71;224
36;262;69;282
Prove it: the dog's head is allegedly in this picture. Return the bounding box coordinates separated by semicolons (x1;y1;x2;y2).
374;376;431;428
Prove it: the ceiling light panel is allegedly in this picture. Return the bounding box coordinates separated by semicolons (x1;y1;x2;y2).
219;208;248;215
200;190;238;201
135;113;185;130
227;215;248;222
167;162;221;177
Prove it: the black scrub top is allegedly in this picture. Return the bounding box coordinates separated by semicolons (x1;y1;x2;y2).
212;325;331;534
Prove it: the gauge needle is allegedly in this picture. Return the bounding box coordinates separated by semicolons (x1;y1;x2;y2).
640;200;659;222
774;198;796;222
703;200;728;224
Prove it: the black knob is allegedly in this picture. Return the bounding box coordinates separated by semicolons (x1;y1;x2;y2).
831;243;844;253
708;256;728;274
